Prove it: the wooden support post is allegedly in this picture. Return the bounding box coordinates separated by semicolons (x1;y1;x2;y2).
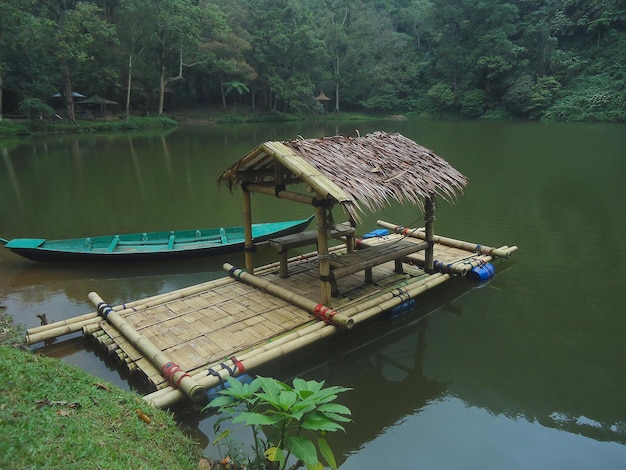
425;194;436;272
316;198;333;306
243;186;254;273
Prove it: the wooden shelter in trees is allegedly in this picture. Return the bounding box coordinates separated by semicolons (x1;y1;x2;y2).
218;131;469;306
315;90;331;112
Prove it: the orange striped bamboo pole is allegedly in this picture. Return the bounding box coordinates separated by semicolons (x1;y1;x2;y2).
88;292;205;403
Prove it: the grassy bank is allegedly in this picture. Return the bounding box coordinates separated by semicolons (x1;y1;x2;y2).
0;109;393;138
0;115;178;138
0;311;203;470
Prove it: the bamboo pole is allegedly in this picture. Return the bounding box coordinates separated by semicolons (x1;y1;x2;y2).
316;202;333;306
88;291;205;402
27;310;100;335
401;251;494;276
349;273;451;324
27;316;102;345
223;263;353;329
377;220;518;258
242;186;254;273
245;183;316;206
339;272;448;319
424;195;435;272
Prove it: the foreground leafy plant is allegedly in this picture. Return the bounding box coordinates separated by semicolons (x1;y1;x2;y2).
206;376;352;470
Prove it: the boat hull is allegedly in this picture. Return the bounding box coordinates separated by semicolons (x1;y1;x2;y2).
1;217;313;263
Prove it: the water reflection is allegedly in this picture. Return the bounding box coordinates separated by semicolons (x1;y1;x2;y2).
174;278;473;463
2;121;625;468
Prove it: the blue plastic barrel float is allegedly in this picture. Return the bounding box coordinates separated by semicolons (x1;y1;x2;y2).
466;263;496;282
362;229;390;239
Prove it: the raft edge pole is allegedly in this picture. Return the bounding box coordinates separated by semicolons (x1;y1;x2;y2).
88;291;205;403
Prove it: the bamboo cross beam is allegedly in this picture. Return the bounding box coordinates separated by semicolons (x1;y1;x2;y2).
223;263;354;329
88;291;205;403
377;220;518;258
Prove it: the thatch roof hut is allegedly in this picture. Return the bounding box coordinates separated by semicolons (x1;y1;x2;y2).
219;131;468;223
219;131;468;305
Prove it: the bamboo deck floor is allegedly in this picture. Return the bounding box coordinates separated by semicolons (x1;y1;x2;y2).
80;233;495;402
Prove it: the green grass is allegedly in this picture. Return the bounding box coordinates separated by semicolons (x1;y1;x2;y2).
0;116;178;137
0;119;31;136
0;311;203;470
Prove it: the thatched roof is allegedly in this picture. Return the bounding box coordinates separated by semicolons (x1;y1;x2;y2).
218;131;468;222
315;91;331;101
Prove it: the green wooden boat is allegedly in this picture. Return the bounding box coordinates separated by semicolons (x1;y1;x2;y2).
0;216;313;263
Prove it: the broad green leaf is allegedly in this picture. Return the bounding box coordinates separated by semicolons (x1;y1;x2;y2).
293;378;324;394
302;412;345;432
317;403;351;416
320;412;352;424
232;411;281;426
318;438;338;470
278;390;297;410
285;436;318;466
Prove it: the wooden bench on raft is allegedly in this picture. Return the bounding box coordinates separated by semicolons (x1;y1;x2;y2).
328;239;428;295
268;223;356;278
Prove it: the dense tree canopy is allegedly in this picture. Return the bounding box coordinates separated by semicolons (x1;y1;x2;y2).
1;0;624;121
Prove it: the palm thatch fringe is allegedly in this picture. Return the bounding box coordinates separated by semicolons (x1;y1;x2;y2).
218;131;468;221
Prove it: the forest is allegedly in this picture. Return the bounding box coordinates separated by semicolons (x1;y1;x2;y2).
1;0;625;122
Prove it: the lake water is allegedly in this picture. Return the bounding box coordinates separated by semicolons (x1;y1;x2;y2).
1;120;625;469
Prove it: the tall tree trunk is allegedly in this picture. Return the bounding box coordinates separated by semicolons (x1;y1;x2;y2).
126;54;133;121
158;63;165;115
334;51;340;113
62;63;75;122
0;68;3;122
220;77;227;109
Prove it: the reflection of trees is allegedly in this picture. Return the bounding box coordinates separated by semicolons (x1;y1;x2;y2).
2;147;23;211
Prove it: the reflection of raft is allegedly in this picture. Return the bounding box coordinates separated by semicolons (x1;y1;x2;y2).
27;131;518;409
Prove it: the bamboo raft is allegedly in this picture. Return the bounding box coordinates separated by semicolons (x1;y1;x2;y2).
27;224;517;409
26;132;519;409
